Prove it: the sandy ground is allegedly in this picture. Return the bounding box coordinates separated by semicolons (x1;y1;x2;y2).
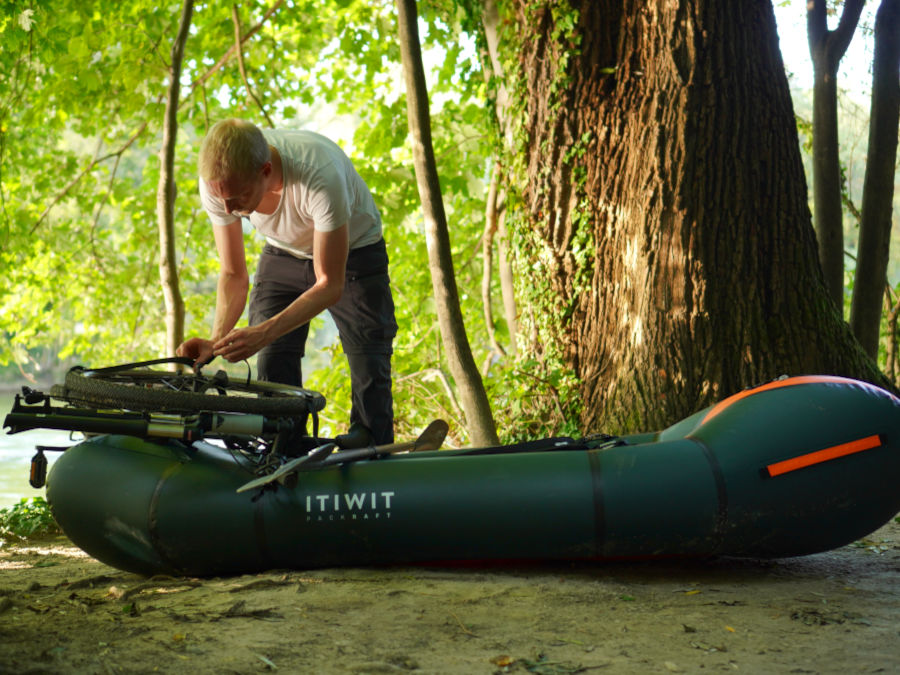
1;519;899;675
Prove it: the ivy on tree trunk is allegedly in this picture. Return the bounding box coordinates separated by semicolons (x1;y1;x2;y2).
500;0;886;434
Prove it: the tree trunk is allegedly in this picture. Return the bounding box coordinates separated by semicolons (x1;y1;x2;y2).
480;2;518;358
156;0;193;357
498;210;518;357
395;0;500;446
807;0;866;311
849;0;900;359
502;0;886;435
481;0;511;142
482;162;507;361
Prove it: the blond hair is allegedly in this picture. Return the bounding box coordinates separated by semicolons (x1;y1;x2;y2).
198;119;271;183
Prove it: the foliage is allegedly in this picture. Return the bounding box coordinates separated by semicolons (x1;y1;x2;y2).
0;0;530;443
467;0;587;439
0;496;60;544
5;0;890;445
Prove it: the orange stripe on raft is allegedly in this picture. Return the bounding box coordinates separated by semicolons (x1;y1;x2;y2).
766;435;882;477
701;375;862;425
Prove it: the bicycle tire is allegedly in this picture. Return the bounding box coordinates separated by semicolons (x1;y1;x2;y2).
53;366;325;417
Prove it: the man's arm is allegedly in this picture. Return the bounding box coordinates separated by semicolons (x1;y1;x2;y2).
176;220;248;365
211;220;250;339
213;224;348;362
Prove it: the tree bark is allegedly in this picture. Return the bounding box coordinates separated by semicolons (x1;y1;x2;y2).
395;0;500;445
230;4;275;128
807;0;866;311
157;0;193;358
503;0;886;434
482;162;506;360
849;0;900;358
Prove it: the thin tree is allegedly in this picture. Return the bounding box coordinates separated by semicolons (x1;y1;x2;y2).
395;0;500;445
850;0;900;358
157;0;194;357
808;0;866;310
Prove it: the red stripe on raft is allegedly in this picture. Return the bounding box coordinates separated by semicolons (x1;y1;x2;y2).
766;435;882;477
701;375;865;425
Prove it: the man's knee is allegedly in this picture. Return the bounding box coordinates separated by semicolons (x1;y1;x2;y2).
257;346;303;386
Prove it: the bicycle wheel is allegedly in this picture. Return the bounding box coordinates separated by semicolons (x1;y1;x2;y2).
51;365;326;417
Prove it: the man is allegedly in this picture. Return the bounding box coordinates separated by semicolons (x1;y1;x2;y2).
177;119;397;444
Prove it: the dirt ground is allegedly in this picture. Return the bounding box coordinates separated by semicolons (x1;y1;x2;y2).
1;518;899;675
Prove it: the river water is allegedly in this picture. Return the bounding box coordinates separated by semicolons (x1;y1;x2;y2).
0;391;70;509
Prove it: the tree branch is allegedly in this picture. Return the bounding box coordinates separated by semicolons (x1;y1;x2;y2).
183;0;285;110
807;0;828;51
231;4;275;127
30;117;154;235
481;161;506;364
156;0;194;356
89;151;123;275
832;0;867;57
807;0;866;64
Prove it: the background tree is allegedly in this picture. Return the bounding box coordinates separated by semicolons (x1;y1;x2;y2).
807;0;866;310
156;0;194;357
487;0;885;434
849;0;900;358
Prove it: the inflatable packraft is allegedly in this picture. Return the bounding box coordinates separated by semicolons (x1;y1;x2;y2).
11;375;894;576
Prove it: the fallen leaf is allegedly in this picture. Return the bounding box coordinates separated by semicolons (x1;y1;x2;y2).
256;653;277;670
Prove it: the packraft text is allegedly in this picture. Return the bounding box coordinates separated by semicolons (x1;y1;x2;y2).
305;491;395;522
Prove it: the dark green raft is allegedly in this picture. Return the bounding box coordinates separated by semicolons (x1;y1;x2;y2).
32;376;900;575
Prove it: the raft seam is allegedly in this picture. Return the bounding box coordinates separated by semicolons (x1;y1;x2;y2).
586;450;606;557
254;493;275;570
148;461;187;573
688;436;728;555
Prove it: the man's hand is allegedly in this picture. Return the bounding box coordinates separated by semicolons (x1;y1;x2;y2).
176;337;216;368
213;324;271;363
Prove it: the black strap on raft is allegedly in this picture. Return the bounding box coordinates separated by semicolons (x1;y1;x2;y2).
582;433;627;450
458;433;627;456
461;437;580;455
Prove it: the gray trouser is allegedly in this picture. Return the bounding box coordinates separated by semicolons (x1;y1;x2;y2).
249;240;398;444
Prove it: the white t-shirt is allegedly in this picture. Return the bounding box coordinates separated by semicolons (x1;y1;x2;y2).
199;129;382;259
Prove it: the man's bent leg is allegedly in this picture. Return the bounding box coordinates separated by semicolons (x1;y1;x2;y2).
254;332;307;387
329;240;397;445
249;245;314;387
345;348;394;445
